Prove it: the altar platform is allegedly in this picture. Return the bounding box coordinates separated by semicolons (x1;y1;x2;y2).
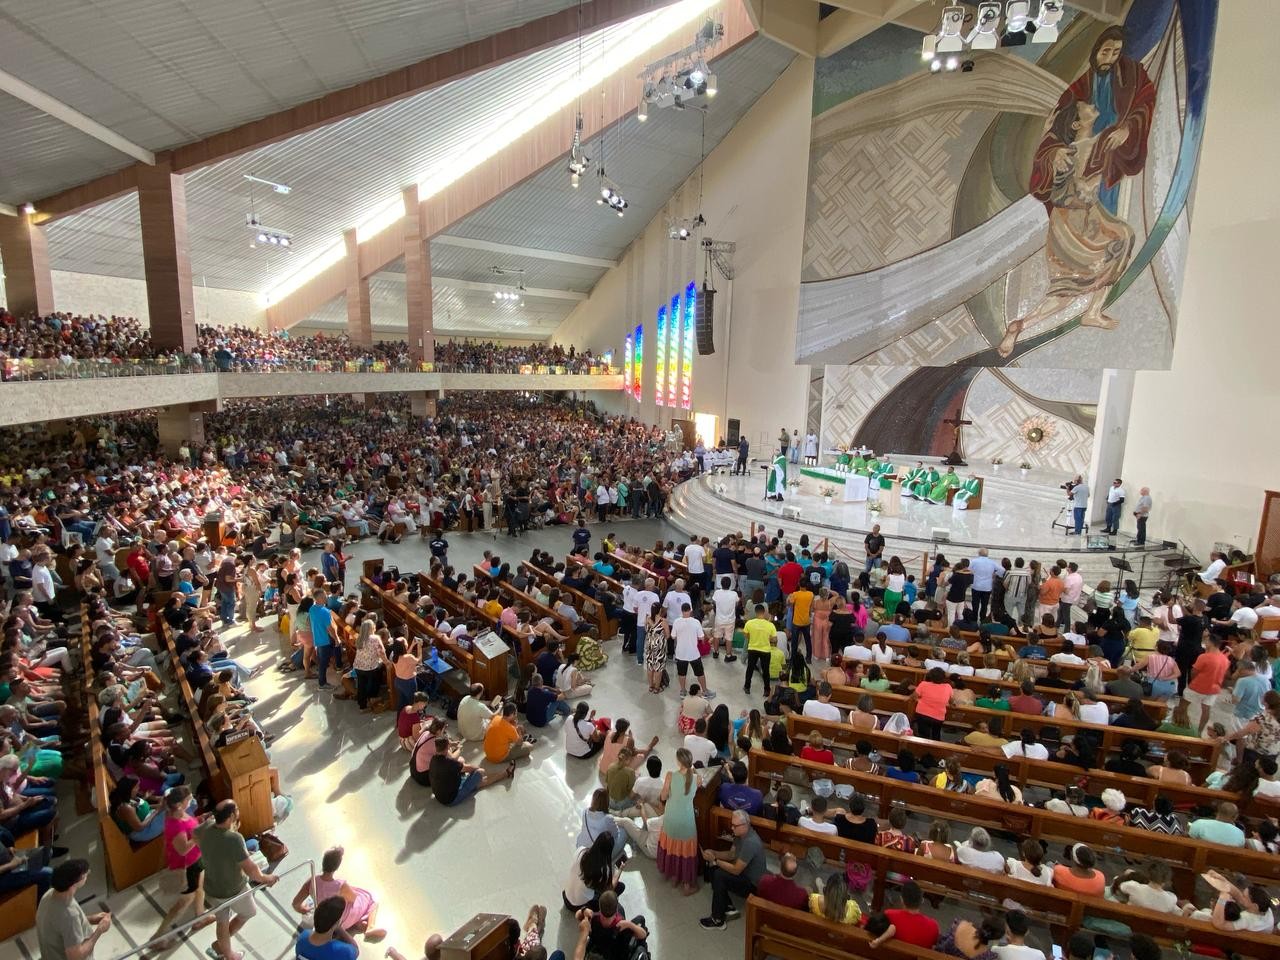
666;458;1171;586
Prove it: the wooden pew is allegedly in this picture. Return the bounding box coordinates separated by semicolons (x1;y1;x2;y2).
825;684;1221;774
363;576;508;699
746;897;962;960
784;715;1274;820
867;638;1113;684
89;702;166;890
871;661;1165;722
709;809;1277;958
473;564;577;641
157;622;225;794
517;561;611;641
568;555;624;594
745;749;1280;898
0;831;39;940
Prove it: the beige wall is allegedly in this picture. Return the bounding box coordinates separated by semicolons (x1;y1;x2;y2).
554;56;812;447
0;269;266;329
1122;0;1279;557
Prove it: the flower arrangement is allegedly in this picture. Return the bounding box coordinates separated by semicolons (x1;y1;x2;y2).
819;486;837;499
867;500;883;514
990;457;1003;465
1019;461;1032;470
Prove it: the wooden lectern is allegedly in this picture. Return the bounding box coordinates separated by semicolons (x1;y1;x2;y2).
439;913;512;960
218;734;274;837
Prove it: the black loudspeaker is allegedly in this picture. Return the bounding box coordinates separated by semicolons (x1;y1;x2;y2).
696;284;716;355
727;418;740;446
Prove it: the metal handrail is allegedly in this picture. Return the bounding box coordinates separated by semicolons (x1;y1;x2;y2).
104;857;317;960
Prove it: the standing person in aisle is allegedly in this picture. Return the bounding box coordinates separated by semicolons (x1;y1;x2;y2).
632;579;660;667
711;576;740;663
787;579;814;664
742;605;775;697
684;538;708;595
671;603;715;699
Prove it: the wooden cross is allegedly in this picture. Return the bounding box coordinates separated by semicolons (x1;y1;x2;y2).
943;415;972;466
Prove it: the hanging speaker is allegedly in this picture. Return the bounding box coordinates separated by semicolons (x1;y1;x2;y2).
696;284;716;355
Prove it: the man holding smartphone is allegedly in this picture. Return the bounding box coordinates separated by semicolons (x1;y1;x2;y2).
36;859;111;960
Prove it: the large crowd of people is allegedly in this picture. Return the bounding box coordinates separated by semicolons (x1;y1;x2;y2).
0;308;613;376
2;398;1278;960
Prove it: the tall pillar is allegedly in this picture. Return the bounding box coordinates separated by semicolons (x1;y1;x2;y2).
1086;368;1136;531
343;229;371;345
156;404;207;458
137;158;196;352
0;212;55;316
402;186;434;364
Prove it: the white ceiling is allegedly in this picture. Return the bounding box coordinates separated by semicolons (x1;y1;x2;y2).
42;10;660;292
0;0;585;204
298;34;793;337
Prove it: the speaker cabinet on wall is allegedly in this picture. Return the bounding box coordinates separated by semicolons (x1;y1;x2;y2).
696;284;716;355
726;418;740;446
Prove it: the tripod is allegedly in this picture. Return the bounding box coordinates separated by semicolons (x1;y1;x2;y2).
1050;504;1087;536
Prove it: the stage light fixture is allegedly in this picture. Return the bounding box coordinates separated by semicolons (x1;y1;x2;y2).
929;58;943;72
945;56;960;71
1005;0;1030;31
21;202;35;215
566;111;591;189
1032;0;1063;43
967;2;1001;50
705;73;717;97
936;5;966;53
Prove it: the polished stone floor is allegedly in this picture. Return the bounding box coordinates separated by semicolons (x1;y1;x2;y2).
15;517;775;960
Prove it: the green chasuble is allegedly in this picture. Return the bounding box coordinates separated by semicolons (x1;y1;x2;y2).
910;468;939;498
929;471;960;501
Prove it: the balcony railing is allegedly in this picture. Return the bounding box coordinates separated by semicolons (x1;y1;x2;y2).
1;356;618;382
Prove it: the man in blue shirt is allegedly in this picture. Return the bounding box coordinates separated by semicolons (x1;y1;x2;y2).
571;520;591;554
295;895;358;960
968;548;1000;623
321;541;342;587
716;761;763;815
308;588;342;689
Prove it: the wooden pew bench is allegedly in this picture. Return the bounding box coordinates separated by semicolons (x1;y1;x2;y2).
826;684;1221;776
89;703;165;891
745;749;1280;898
709;809;1277;958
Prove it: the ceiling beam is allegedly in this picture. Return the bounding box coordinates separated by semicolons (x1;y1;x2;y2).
0;68;156;169
379;272;588;302
817;9;883;56
744;0;818;57
0;203;17;217
432;235;617;269
266;0;759;331
28;0;672;222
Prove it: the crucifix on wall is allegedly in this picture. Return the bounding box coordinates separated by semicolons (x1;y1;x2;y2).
943;415;972;466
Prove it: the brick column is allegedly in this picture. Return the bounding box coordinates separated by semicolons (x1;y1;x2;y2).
156;404;208;458
0;212;55;316
137;157;196;352
343;228;371;346
402;186;434;364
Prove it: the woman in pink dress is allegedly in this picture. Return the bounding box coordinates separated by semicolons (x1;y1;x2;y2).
291;846;386;941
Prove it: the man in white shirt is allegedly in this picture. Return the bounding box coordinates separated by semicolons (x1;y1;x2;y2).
632;756;666;807
1104;478;1126;535
711;576;740;663
663;578;693;623
1254;594;1280;640
993;911;1046;960
801;682;843;722
683;539;708;593
1049;640;1085;666
798;796;838;834
30;551;61;623
968;548;1000;622
1002;730;1049;761
93;534;120;580
1198;552;1226;585
683;723;718;767
1059;562;1084;628
1216;599;1259;636
671;603;715;698
632;579;661;667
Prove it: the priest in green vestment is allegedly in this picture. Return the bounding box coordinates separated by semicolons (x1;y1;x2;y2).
926;467;960;503
953;474;982;510
908;465;939;500
766;452;787;500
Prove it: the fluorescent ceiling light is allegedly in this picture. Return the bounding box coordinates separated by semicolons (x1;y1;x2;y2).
262;0;716;307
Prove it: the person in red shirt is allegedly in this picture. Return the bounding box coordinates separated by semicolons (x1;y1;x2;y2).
873;881;939;949
1186;633;1230;733
777;555;805;597
754;852;808;912
798;730;835;766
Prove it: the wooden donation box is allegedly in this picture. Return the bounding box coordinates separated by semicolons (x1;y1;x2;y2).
471;630;511;699
218;733;274;837
440;913;512;960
